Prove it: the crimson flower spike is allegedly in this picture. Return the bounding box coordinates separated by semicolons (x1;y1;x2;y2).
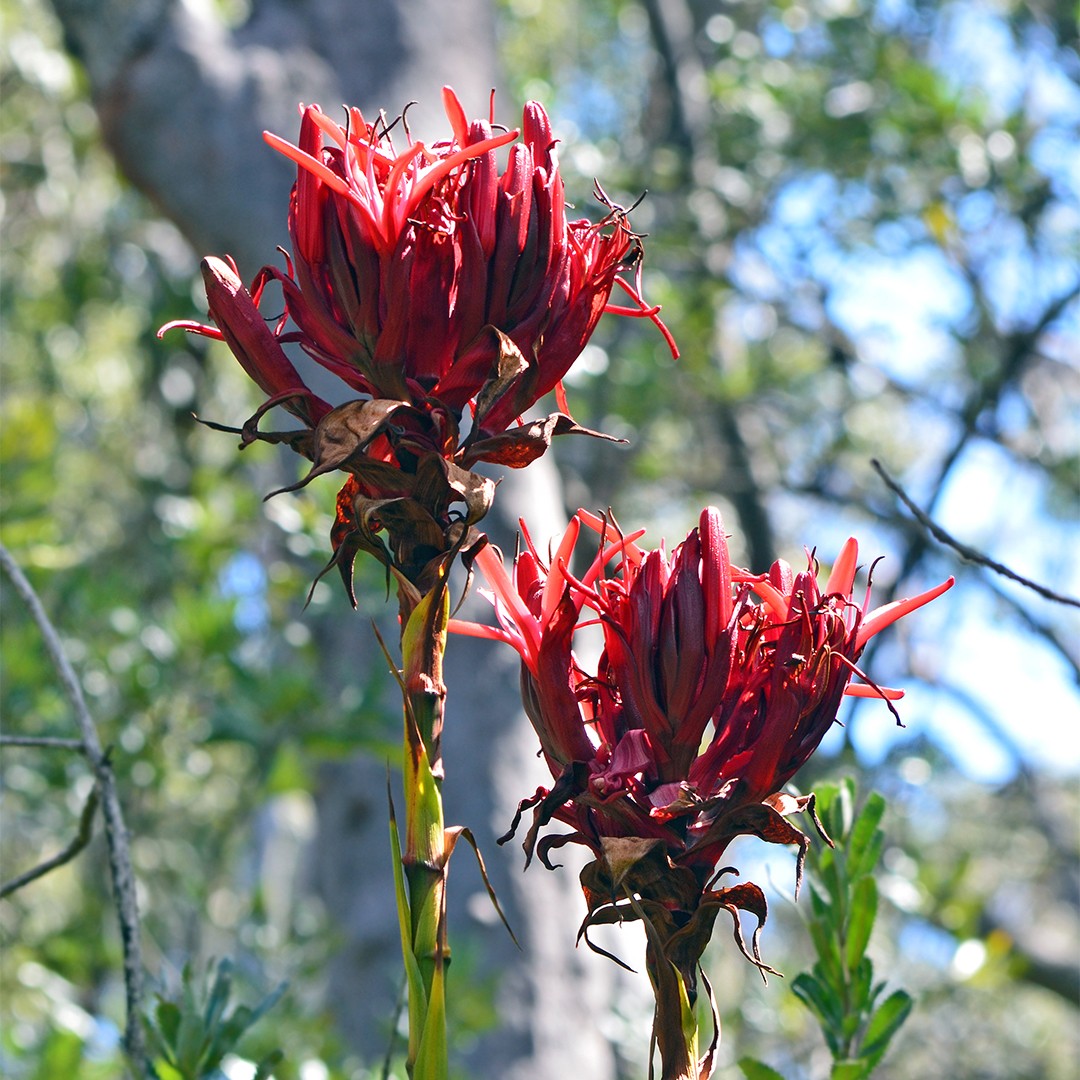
453;508;951;1078
163;87;676;450
161;89;678;600
452;506;952;915
451;507;950;1080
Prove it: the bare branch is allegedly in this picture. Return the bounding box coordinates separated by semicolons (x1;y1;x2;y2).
0;544;153;1076
0;786;100;899
871;459;1080;609
1;734;86;751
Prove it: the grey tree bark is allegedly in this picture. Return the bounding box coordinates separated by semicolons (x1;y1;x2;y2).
46;0;621;1074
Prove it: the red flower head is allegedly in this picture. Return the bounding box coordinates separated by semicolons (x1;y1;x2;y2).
452;508;952;973
163;87;674;459
161;90;675;596
262;88;676;432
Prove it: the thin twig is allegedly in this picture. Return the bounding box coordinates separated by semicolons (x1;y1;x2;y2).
1;734;86;751
0;544;154;1076
871;460;1080;609
1;785;100;898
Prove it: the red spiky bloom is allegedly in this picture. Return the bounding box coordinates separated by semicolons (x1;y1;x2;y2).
452;507;952;978
160;90;675;595
162;87;675;461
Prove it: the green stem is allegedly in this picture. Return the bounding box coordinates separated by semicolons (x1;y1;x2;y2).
396;577;452;1079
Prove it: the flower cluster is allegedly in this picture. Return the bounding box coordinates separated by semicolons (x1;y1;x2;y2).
453;508;952;977
162;89;674;596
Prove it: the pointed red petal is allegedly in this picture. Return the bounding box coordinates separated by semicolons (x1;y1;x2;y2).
856;576;955;650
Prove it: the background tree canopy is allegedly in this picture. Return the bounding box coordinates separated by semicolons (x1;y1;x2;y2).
1;0;1077;1077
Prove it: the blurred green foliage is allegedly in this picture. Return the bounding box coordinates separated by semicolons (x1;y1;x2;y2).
1;1;394;1074
144;960;285;1080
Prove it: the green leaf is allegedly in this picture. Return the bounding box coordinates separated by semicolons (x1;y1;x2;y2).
203;959;233;1032
248;980;289;1027
809;881;830;919
861;989;914;1068
207;981;287;1068
830;1060;871;1080
387;781;429;1067
253;1049;285;1080
808;917;844;988
792;971;842;1024
850;827;884;885
845;876;878;972
814;782;839;820
738;1058;789;1080
152;1000;183;1052
792;972;843;1054
847;793;886;879
850;956;875;1014
842;1011;863;1043
413;950;449;1080
821;846;848;910
824;778;854;840
174;994;210;1075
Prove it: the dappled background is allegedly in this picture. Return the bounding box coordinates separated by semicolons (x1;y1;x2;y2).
2;0;1077;1077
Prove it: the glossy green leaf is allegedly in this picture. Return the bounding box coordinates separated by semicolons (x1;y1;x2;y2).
792;972;843;1054
861;989;914;1066
845;876;878;972
738;1058;789;1080
847;793;886;879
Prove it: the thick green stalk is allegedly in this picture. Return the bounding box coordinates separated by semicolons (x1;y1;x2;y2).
395;576;452;1079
